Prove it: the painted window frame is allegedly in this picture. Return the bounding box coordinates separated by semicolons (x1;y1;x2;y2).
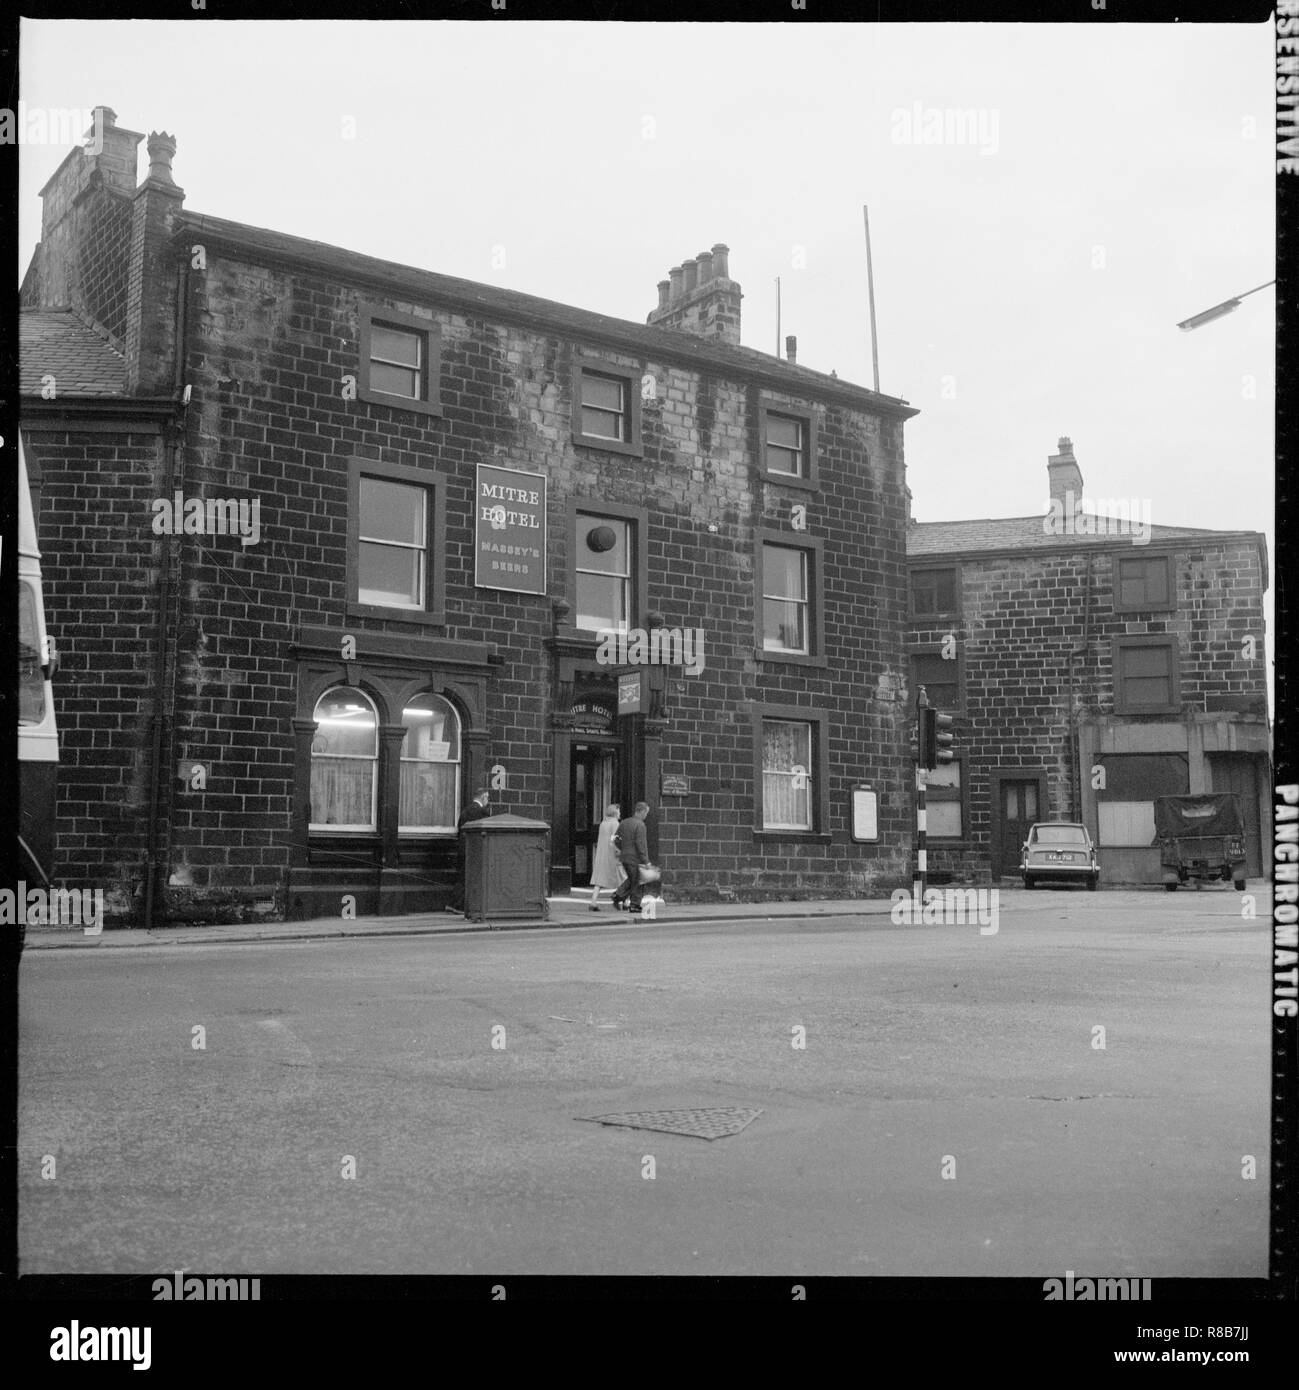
909;562;961;620
908;645;966;717
1112;634;1181;715
358;302;442;417
753;529;826;668
564;498;650;636
398;691;463;836
924;752;969;842
750;703;832;842
757;398;818;491
309;684;381;833
572;353;643;457
347;459;448;627
1113;551;1176;614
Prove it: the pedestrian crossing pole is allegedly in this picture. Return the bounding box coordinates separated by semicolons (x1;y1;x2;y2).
915;686;928;901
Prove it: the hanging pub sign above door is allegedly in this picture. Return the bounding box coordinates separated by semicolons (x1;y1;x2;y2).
475;463;547;595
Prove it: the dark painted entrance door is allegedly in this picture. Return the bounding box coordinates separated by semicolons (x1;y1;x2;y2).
1208;753;1263;879
569;744;618;886
998;779;1040;877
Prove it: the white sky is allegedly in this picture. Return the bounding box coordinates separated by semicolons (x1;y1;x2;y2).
18;19;1275;550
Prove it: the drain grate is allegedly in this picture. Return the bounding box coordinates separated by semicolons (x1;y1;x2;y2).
576;1107;763;1141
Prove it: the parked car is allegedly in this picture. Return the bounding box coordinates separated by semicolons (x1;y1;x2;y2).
1021;822;1099;890
1153;794;1247;892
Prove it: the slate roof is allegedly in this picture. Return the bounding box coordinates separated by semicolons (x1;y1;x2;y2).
20;310;126;398
908;515;1252;558
176;210;918;419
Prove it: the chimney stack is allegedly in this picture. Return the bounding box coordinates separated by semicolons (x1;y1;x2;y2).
125;128;186;394
1047;435;1084;504
25;105;147;336
647;241;742;346
785;335;797;365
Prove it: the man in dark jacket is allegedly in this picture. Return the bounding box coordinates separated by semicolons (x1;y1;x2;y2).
447;787;490;912
611;802;651;912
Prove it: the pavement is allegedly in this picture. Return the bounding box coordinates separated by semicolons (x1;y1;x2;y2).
21;880;1237;950
23;892;905;949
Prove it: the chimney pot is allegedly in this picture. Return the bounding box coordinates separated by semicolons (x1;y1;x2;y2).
668;265;684;301
682;258;698;295
1047;436;1084;504
145;131;178;185
785;334;798;365
696;250;714;284
711;243;730;279
656;279;671;310
88;105;117;141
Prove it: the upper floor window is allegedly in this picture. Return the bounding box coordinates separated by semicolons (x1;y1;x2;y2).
347;460;448;625
910;566;958;618
358;303;441;417
1113;636;1180;715
310;686;379;831
576;513;632;633
399;693;462;834
359;477;426;609
763;544;809;654
573;357;642;457
758;401;817;489
753;529;824;665
1114;553;1174;613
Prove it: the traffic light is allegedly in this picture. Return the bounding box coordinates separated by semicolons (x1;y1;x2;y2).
920;708;956;769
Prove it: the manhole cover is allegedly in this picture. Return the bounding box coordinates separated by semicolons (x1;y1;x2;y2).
576;1107;763;1140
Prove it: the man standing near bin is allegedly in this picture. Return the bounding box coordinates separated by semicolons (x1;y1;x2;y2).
446;787;490;913
611;802;652;913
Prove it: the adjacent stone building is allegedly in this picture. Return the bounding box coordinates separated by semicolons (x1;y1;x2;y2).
906;437;1271;885
20;108;918;925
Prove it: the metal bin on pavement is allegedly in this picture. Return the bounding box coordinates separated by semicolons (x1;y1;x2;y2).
462;813;551;922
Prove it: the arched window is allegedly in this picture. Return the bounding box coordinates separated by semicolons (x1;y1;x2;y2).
400;693;461;833
310;687;379;830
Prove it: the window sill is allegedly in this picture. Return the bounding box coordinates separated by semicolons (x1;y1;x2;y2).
573;431;643;458
347;603;447;628
760;470;819;493
357;385;442;418
753;830;833;844
754;648;829;669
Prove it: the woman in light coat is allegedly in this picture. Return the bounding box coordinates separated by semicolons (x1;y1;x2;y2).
589;804;626;910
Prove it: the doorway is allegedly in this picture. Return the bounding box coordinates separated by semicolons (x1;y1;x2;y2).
1208;752;1263;879
992;773;1046;877
569;744;619;886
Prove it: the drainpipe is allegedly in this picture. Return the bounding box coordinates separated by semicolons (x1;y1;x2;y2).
1068;552;1094;822
141;252;190;929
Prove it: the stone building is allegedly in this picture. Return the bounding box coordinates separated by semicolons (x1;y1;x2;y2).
906;437;1270;885
20;108;919;925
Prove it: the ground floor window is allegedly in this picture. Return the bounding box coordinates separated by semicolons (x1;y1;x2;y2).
925;759;965;839
310;686;379;830
399;693;461;833
762;719;813;830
